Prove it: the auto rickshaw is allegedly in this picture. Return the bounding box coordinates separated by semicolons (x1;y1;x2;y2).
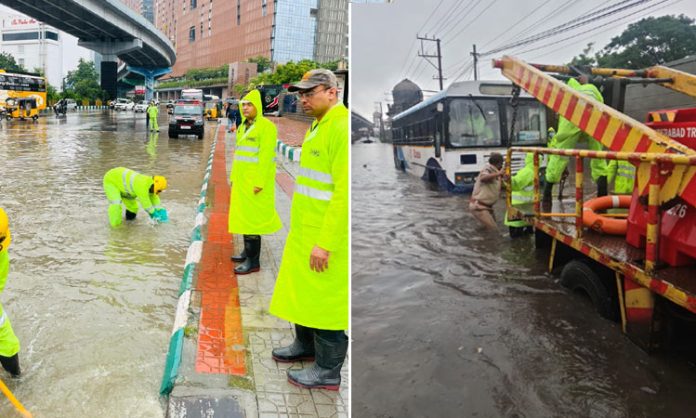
6;97;39;121
204;101;220;120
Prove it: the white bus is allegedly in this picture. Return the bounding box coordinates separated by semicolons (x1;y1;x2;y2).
181;88;203;101
391;80;549;193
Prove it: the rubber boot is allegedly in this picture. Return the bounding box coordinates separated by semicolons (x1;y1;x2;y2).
0;353;20;377
596;176;608;197
272;324;315;362
125;210;137;221
287;333;348;391
235;235;260;274
231;236;248;263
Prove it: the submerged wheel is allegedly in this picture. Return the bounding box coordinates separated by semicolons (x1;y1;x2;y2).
560;260;616;321
169;132;178;139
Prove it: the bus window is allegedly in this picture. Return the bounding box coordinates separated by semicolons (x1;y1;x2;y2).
448;99;501;147
506;101;547;145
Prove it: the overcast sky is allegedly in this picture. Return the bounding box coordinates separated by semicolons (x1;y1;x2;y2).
351;0;696;118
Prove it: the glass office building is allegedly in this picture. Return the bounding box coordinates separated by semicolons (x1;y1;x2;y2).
271;0;318;63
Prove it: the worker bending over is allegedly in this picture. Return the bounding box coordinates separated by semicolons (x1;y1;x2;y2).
103;167;168;227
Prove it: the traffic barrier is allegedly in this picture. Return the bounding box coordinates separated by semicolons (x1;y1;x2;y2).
159;131;216;396
276;139;301;162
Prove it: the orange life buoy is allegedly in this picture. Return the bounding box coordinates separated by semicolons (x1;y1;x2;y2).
582;195;632;235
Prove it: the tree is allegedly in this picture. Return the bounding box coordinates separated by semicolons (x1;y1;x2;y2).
64;59;105;101
250;59;338;87
570;15;696;68
248;56;271;73
568;43;597;66
0;52;25;72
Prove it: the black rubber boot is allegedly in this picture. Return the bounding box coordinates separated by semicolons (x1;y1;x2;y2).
597;176;608;197
234;235;260;274
231;236;248;263
287;333;348;391
272;324;315;363
0;353;20;377
125;210;137;221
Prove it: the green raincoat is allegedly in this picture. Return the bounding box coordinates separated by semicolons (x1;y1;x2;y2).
103;167;162;227
546;78;608;183
269;103;349;331
228;90;282;235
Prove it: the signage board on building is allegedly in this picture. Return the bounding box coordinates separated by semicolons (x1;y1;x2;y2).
134;86;145;94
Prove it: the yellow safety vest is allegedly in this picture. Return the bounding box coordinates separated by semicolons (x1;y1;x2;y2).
0;251;20;357
608;160;636;194
103;167;160;214
269;103;349;330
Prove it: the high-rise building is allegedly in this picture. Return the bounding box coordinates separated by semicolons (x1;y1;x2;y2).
0;13;63;88
155;0;348;77
119;0;142;14
141;0;154;23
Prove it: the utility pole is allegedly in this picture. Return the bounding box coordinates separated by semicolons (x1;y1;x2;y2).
417;35;445;91
471;44;479;81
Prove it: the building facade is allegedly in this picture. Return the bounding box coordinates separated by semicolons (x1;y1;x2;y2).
155;0;348;77
0;14;63;88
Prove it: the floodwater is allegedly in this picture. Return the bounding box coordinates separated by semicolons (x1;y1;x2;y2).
352;143;696;418
0;111;211;417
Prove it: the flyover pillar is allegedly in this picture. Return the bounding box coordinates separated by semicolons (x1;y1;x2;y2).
127;66;172;101
78;39;143;100
101;61;118;100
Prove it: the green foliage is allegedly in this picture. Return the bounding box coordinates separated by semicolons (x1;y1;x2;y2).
249;59;339;88
46;83;58;103
568;43;596;66
63;59;106;101
185;64;228;81
569;15;696;68
247;56;271;73
157;77;227;89
0;52;25;72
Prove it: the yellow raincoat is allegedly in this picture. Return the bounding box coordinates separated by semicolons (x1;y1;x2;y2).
269;103;349;330
103;167;163;227
0;232;20;358
228;90;282;235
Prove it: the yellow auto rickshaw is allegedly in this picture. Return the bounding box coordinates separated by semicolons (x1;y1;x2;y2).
6;97;39;121
204;101;220;120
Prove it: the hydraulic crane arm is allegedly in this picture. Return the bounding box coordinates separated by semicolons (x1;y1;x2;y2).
493;55;696;206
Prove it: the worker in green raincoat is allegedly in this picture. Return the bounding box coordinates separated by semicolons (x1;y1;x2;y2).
228;89;282;274
544;76;608;202
504;153;536;237
269;69;348;391
147;100;159;132
103;167;168;227
0;208;21;377
607;159;636;194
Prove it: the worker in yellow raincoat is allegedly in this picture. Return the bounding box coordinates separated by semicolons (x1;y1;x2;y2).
269;69;348;391
103;167;168;227
544;76;608;202
228;89;282;274
0;208;21;377
147;100;159;132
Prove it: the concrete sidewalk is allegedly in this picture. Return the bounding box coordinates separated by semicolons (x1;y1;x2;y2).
167;120;348;418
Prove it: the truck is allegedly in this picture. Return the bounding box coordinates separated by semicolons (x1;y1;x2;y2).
495;56;696;352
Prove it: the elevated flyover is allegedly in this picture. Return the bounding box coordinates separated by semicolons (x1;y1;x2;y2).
0;0;176;99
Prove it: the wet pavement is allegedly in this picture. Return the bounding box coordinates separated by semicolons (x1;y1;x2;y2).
0;110;209;417
352;143;696;418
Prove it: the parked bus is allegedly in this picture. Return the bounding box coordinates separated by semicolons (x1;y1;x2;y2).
391;80;549;193
0;69;47;113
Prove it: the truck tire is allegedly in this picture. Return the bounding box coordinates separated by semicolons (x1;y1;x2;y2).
560;260;616;321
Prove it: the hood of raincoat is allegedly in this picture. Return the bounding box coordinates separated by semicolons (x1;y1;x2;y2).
240;89;264;125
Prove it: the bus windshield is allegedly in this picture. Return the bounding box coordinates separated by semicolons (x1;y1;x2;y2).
506;100;547;145
448;99;501;147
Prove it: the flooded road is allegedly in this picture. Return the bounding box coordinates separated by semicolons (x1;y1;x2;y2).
0;111;211;417
352;143;696;418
